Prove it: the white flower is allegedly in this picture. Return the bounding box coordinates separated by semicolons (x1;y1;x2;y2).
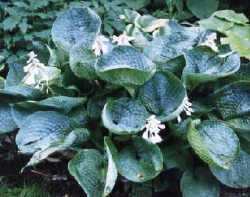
177;97;194;123
92;35;112;56
142;115;165;144
23;51;60;91
200;32;218;52
112;34;134;46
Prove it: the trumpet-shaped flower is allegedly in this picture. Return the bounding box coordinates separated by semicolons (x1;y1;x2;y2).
142;115;165;144
92;35;112;56
23;51;60;90
112;34;134;46
177;97;194;123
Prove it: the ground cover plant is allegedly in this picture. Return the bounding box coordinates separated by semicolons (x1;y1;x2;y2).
0;1;250;197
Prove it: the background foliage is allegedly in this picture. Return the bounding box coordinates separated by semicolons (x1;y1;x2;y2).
1;0;250;197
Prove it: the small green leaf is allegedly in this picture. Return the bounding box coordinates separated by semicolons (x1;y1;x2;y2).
96;46;156;86
186;0;219;19
70;44;98;80
181;167;220;197
187;120;240;169
68;149;105;197
210;150;250;188
102;98;149;135
51;8;101;52
211;81;250;120
135;15;168;32
182;46;240;89
138;72;186;121
116;136;163;182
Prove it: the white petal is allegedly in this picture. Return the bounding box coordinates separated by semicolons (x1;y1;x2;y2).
177;115;182;123
150;134;162;144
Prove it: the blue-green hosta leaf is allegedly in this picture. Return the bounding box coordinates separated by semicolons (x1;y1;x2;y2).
181;167;220;197
103;137;118;196
227;116;250;133
25;128;90;168
138;72;186;121
5;61;25;88
116;136;163;182
186;0;219;19
68;149;105;197
210;150;250;188
211;81;250;120
10;96;86;127
51;8;101;52
0;85;43;101
102;98;149;135
222;63;250;84
0;104;17;134
16;111;74;154
144;27;202;63
182;46;240;89
69;44;98;80
187;120;240;169
96;46;156;86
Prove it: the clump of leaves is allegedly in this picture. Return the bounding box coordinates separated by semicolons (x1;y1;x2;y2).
0;6;250;197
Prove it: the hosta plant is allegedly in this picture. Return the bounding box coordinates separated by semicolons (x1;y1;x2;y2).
1;7;250;197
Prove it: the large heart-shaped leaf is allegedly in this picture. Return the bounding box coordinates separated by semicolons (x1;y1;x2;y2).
102;98;149;135
68;149;105;197
182;46;240;89
187;120;240;169
181;167;220;197
186;0;219;19
115;136;163;182
51;8;101;52
95;46;156;86
69;44;98;80
144;27;202;63
138;72;186;121
0;104;17;134
210;81;250;120
210;150;250;188
16;111;74;154
25;128;90;168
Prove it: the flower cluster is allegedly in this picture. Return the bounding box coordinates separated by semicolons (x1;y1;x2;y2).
142;115;165;144
112;34;134;46
177;97;193;122
23;51;49;88
92;35;111;56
